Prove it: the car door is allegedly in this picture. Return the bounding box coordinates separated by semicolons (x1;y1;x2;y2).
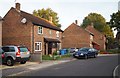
0;48;2;64
88;49;92;56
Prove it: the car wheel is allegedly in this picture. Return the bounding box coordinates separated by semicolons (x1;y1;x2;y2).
6;58;14;66
94;54;97;58
20;61;26;64
84;55;88;59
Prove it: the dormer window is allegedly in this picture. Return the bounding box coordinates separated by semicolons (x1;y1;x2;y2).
38;26;43;34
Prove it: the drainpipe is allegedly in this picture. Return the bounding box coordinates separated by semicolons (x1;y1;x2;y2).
31;24;34;62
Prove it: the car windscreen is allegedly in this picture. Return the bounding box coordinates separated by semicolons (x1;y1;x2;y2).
79;48;89;52
19;47;28;52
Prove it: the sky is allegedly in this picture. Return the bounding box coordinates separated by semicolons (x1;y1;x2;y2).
0;0;119;37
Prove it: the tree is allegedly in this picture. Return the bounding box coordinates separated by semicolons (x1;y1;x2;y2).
82;13;114;49
109;11;120;49
33;8;61;28
109;11;120;32
82;13;114;38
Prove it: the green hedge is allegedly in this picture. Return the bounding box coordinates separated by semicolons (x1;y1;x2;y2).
107;49;120;54
42;53;72;60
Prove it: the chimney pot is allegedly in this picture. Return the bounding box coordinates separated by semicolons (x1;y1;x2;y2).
75;20;78;25
91;22;94;27
49;16;52;23
15;3;20;11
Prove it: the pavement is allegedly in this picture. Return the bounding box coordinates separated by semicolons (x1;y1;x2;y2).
0;54;119;77
1;56;76;76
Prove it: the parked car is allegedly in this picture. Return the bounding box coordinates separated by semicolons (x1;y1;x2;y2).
1;45;30;66
69;48;78;53
73;47;98;59
0;47;4;65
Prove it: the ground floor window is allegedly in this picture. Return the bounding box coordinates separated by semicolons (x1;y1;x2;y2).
35;42;42;51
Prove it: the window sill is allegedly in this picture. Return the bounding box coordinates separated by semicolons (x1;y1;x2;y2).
35;50;42;52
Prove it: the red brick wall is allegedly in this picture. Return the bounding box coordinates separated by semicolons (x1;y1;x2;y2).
34;26;62;55
86;25;106;50
2;8;32;52
0;21;2;46
3;8;62;55
62;23;90;49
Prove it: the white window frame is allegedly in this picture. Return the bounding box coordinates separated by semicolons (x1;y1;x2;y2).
49;30;52;35
56;31;59;37
35;42;42;51
38;26;43;34
90;35;93;41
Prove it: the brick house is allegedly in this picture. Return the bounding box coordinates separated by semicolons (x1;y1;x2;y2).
0;16;3;47
2;3;63;61
85;25;106;50
62;23;99;49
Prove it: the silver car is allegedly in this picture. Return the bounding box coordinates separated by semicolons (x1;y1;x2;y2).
2;45;30;66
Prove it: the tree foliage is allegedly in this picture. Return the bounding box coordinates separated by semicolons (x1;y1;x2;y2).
109;11;120;48
109;11;120;32
33;8;61;28
82;13;114;38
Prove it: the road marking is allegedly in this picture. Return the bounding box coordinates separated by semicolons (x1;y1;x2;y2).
8;70;30;76
113;65;119;78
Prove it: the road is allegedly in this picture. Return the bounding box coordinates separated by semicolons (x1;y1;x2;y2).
15;55;119;76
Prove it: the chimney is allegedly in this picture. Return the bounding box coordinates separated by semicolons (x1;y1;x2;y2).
91;22;94;27
15;3;20;11
75;20;78;25
49;16;52;23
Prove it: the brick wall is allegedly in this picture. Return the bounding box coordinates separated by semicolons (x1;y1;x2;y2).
0;21;2;46
2;8;33;52
62;23;90;49
34;25;62;55
86;25;106;50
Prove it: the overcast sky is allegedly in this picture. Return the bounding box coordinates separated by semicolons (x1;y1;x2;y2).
0;0;119;37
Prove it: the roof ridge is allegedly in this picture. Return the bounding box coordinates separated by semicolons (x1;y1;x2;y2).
11;7;62;31
86;26;105;36
21;10;57;27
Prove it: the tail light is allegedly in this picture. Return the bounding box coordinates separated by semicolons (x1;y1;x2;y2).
16;48;21;57
28;48;30;52
2;54;5;58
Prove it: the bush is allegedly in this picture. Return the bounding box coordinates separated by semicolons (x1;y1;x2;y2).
42;55;54;60
107;49;120;54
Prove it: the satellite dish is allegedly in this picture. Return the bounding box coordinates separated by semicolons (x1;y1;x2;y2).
21;18;27;24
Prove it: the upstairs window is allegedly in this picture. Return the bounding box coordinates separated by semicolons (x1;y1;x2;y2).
49;30;52;35
56;31;59;37
38;26;43;34
90;34;93;41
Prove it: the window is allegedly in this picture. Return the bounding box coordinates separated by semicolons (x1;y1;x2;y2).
2;47;15;52
9;47;15;52
2;47;9;52
56;31;59;37
35;42;42;51
90;35;93;41
49;30;52;35
19;47;28;52
38;26;43;34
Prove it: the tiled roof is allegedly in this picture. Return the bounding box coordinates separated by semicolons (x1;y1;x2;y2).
12;7;63;32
